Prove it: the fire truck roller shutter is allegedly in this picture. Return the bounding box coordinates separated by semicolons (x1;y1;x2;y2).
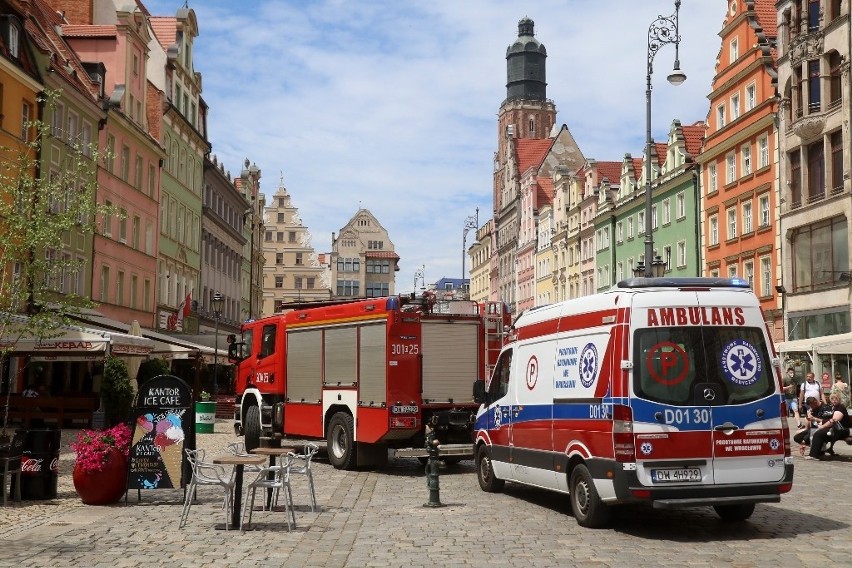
359;323;387;405
287;329;323;402
324;326;358;387
421;320;480;403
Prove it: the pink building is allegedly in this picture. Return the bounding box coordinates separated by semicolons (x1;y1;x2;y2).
58;7;164;327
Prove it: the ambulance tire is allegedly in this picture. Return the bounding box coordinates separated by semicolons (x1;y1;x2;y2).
476;445;504;492
713;503;755;522
244;405;261;452
327;413;356;470
569;464;611;528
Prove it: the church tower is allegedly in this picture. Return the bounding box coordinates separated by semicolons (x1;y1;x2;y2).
495;18;557;209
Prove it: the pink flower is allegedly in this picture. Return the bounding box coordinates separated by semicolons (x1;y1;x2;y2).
71;423;132;473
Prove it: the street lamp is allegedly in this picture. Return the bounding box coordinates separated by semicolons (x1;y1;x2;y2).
211;292;224;396
414;264;425;294
643;0;686;277
462;210;478;296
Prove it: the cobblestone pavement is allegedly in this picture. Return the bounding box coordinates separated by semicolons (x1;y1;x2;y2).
1;418;851;567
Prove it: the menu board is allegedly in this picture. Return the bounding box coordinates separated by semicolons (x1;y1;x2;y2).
126;375;195;491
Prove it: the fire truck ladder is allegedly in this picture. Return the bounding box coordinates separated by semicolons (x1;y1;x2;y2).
482;301;505;380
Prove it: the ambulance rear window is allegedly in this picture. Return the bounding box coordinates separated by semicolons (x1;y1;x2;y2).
633;326;775;406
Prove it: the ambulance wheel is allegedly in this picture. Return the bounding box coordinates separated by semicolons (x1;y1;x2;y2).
327;413;356;470
569;464;611;528
713;503;755;522
244;405;261;451
476;445;504;492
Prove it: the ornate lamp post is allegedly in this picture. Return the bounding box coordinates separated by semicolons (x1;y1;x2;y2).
643;0;686;277
462;210;478;296
414;264;425;293
211;292;224;395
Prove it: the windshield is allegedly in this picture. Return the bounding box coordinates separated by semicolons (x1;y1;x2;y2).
634;326;775;406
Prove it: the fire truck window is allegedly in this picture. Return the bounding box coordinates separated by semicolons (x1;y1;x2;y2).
488;349;512;400
260;325;277;358
242;329;254;358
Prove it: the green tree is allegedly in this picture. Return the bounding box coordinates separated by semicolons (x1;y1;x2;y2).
136;358;172;388
101;357;133;426
0;90;114;434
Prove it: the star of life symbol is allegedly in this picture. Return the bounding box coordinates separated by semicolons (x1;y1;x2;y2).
578;343;598;388
640;442;653;455
721;339;761;386
769;438;780;451
493;406;502;427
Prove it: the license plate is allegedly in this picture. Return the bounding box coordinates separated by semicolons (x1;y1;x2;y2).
391;405;418;414
650;468;701;483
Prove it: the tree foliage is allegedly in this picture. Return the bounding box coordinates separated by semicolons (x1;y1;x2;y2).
0;90;115;432
101;357;133;426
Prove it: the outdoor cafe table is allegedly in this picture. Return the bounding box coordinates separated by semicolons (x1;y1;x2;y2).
250;446;295;509
211;453;266;530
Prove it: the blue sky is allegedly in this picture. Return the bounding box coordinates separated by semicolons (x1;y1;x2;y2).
143;0;727;292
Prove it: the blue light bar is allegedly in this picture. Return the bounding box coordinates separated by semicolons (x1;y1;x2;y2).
617;277;752;289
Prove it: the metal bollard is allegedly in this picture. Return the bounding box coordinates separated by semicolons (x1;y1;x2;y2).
423;423;444;508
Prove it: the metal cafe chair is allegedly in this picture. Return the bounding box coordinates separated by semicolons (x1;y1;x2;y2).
179;448;236;530
287;442;319;512
1;431;26;506
241;455;296;532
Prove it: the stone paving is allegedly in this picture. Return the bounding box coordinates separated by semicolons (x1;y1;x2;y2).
0;417;851;567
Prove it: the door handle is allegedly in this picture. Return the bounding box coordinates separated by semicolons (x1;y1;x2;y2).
714;422;739;432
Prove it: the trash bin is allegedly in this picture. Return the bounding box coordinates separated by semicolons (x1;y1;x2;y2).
195;401;216;434
11;428;61;500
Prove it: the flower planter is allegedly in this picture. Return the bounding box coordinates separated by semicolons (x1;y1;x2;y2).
72;447;128;505
195;401;216;433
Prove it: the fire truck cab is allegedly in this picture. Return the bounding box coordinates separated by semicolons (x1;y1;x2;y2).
229;294;509;469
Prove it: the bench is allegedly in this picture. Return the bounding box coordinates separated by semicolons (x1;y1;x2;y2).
5;395;99;428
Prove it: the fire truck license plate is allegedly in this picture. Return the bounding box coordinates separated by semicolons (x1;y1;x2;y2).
650;468;701;483
391;405;418;414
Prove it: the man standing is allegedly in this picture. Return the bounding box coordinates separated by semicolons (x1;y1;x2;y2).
783;369;801;426
800;372;824;417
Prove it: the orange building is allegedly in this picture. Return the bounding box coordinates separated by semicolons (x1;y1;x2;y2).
697;0;782;340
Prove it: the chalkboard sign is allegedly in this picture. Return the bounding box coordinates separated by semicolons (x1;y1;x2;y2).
126;375;195;493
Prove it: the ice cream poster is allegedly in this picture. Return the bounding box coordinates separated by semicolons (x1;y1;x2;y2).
127;409;186;490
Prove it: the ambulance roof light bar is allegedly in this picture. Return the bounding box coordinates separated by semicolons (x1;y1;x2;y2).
617;277;751;289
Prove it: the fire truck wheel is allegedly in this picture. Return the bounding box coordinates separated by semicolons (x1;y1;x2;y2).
244;405;261;451
569;464;611;528
475;445;504;492
713;503;755;522
327;413;356;470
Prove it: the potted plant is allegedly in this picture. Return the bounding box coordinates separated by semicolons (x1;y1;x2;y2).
195;390;216;434
70;423;131;505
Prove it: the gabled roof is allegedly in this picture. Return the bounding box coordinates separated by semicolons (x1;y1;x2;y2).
654;142;667;166
149;17;177;49
536;177;554;206
594;161;621;184
753;0;777;38
631;157;643;180
62;25;116;38
515;138;553;175
682;123;706;157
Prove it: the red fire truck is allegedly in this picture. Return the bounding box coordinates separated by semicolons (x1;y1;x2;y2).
228;294;509;469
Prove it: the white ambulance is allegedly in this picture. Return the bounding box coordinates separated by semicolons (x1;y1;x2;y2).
473;277;794;528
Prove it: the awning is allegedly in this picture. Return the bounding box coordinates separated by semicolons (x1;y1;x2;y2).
777;331;852;357
0;314;154;356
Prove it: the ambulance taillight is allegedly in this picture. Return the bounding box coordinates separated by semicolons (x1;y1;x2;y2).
779;401;792;457
612;404;635;462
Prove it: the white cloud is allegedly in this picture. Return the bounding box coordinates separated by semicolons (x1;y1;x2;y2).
144;0;727;292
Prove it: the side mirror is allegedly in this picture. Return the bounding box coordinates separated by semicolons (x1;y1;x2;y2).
228;342;246;363
472;380;487;405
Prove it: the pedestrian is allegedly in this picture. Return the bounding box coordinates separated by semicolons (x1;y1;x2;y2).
799;372;823;420
820;372;832;402
794;396;832;458
805;393;851;460
830;373;850;408
783;368;801;426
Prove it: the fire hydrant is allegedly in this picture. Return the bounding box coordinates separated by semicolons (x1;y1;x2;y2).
423;423;444;508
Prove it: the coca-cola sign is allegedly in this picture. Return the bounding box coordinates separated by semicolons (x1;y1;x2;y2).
21;456;60;474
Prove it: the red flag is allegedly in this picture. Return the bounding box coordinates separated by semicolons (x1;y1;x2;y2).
178;291;192;321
